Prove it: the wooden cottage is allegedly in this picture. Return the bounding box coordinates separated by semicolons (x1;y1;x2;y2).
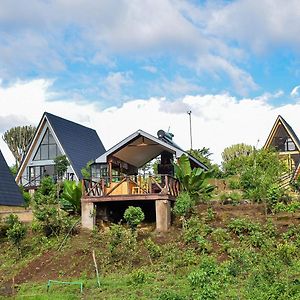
81;129;207;231
264;115;300;180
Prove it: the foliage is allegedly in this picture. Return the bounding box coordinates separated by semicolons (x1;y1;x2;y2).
7;221;27;256
4;214;27;256
173;192;194;220
273;200;300;213
9;164;18;177
32;177;71;236
220;191;242;205
188;148;223;178
60;180;82;214
2;125;36;167
123;206;145;231
227;177;240;189
266;184;283;210
174;154;214;201
19;185;31;208
54;155;69;179
144;238;162;259
239;149;286;202
108;224;137;259
222;143;253;176
81;160;93;179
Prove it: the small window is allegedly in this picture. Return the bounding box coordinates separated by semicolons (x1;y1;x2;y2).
285;138;296;151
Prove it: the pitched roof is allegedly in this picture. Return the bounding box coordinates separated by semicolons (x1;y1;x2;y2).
45;112;106;179
95;129;208;170
0;151;24;206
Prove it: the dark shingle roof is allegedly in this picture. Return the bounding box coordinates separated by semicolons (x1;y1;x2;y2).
45;112;106;179
0;151;24;206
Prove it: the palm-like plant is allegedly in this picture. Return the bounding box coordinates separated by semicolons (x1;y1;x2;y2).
60;180;82;214
174;155;215;200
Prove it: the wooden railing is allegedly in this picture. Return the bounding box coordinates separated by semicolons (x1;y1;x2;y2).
82;175;180;197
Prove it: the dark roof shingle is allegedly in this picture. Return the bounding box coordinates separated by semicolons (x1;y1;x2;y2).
0;151;24;206
45;112;106;179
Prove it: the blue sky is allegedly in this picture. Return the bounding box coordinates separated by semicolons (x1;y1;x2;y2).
1;0;300;164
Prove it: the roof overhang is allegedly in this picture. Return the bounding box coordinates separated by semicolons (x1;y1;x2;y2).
95;129;208;170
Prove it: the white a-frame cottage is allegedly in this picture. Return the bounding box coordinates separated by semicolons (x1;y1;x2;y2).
16;112;105;191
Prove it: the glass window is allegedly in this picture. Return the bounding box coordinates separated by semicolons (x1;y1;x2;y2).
40;145;48;160
49;144;57;159
33;128;61;161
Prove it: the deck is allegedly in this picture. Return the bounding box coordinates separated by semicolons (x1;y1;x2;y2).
81;174;180;203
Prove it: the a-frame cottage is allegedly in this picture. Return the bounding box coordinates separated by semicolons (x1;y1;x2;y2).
0;150;24;207
16;112;106;191
264;115;300;180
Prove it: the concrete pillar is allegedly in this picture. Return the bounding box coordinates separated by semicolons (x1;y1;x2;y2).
81;201;95;230
155;200;171;232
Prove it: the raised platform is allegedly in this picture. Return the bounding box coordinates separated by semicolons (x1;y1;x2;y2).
82;193;176;203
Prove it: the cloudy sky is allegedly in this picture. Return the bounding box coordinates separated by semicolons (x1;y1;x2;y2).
1;0;300;166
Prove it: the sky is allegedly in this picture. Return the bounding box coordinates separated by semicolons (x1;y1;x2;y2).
1;0;300;166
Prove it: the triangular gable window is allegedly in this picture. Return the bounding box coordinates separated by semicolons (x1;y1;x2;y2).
33;128;62;161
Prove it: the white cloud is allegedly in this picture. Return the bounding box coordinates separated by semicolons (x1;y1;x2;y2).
2;79;300;168
291;85;300;98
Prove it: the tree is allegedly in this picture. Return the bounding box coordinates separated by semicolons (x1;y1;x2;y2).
54;155;69;180
221;143;253;176
2;125;36;167
124;206;145;232
174;154;215;201
33;177;71;236
5;214;27;257
81;160;93;179
188;148;223;178
239;148;286;202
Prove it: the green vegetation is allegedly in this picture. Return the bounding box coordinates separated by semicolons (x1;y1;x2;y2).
1;207;300;299
60;180;82;214
174;154;214;200
81;160;93;179
54;155;70;180
123;206;145;232
2;125;36;167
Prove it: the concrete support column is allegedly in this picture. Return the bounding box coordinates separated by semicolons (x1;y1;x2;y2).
81;201;95;230
155;200;171;232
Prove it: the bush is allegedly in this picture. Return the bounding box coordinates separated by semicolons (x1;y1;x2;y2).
32;177;72;236
144;238;162;259
157;291;186;300
220;191;242;205
123;206;145;231
228;177;241;190
173;192;194;221
7;221;27;256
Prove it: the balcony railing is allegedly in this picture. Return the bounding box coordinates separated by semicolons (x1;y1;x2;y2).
82;175;180;198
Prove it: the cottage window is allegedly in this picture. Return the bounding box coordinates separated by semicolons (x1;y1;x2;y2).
33;128;61;161
284;138;296;151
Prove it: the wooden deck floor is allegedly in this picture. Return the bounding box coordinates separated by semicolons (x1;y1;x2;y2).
82;193;176;203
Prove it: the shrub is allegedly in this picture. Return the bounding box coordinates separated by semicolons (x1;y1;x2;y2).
266;184;283;209
157;291;186;300
227;218;260;236
32;177;72;236
173;192;194;222
7;221;27;256
220;191;242;205
144;238;162;259
108;224;136;259
124;206;145;231
228;177;241;190
130;269;149;285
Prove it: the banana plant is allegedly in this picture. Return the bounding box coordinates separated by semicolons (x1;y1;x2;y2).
60;180;82;214
174;154;215;200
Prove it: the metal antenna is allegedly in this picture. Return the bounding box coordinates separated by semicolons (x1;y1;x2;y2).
187;110;192;150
